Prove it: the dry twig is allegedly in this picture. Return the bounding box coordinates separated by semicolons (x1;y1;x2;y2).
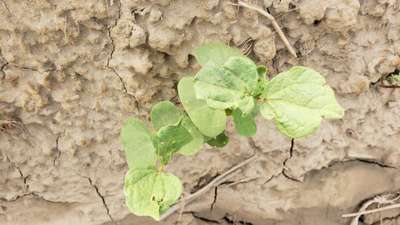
160;155;257;220
232;1;297;58
342;193;400;225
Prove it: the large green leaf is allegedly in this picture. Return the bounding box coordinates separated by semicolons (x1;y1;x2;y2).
177;77;226;137
178;116;204;155
121;117;157;169
194;56;259;114
124;168;182;220
232;108;257;136
151;101;183;131
260;66;344;138
193;42;243;66
153;124;193;164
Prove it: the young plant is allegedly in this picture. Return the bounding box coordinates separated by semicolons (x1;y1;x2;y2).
121;43;344;220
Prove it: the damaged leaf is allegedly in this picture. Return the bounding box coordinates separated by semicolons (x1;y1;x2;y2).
124;168;182;220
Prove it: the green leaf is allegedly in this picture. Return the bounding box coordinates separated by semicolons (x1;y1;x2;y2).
121;117;157;169
178;116;204;155
257;65;267;78
232;109;257;136
153;124;193;164
151;101;183;131
206;132;229;148
260;66;344;138
193;42;243;66
254;74;269;98
388;74;400;85
194;56;258;113
259;103;274;119
124;168;182;220
177;77;227;137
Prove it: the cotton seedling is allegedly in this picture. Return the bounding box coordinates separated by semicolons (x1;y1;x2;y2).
120;42;344;220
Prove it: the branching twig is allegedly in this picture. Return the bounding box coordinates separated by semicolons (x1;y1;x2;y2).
342;203;400;218
160;155;257;220
342;193;400;225
232;1;297;58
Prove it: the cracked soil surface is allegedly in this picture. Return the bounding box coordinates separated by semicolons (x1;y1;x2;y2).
1;0;400;225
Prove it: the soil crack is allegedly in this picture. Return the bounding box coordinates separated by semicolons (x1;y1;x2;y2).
210;186;218;211
5;155;30;189
105;0;141;113
223;214;253;225
52;134;61;166
0;0;11;16
87;177;117;225
281;139;302;182
327;158;397;170
248;138;301;183
192;212;220;224
351;158;397;169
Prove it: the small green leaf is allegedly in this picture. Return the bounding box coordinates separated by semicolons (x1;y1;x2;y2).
124;168;182;220
194;56;258;112
178;77;227;137
257;65;267;78
121;117;157;169
153;124;193;164
388;74;400;85
232;109;257;136
151;101;183;131
206;132;229;148
260;66;344;138
254;76;269;98
193;42;243;66
179;116;204;155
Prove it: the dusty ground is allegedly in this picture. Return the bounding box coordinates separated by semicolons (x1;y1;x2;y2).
1;0;400;225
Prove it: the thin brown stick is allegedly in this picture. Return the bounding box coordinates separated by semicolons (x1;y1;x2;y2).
160;155;257;220
234;1;297;58
224;176;261;187
380;85;400;89
342;203;400;218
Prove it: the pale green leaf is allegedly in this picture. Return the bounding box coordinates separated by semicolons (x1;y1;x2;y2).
224;56;258;90
232;109;257;136
124;168;182;220
260;66;344;138
237;97;255;114
194;57;258;111
206;132;229;148
153;124;193;164
259;103;274;120
121;117;157;169
151;101;183;131
178;116;204;155
177;77;226;137
193;42;243;66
